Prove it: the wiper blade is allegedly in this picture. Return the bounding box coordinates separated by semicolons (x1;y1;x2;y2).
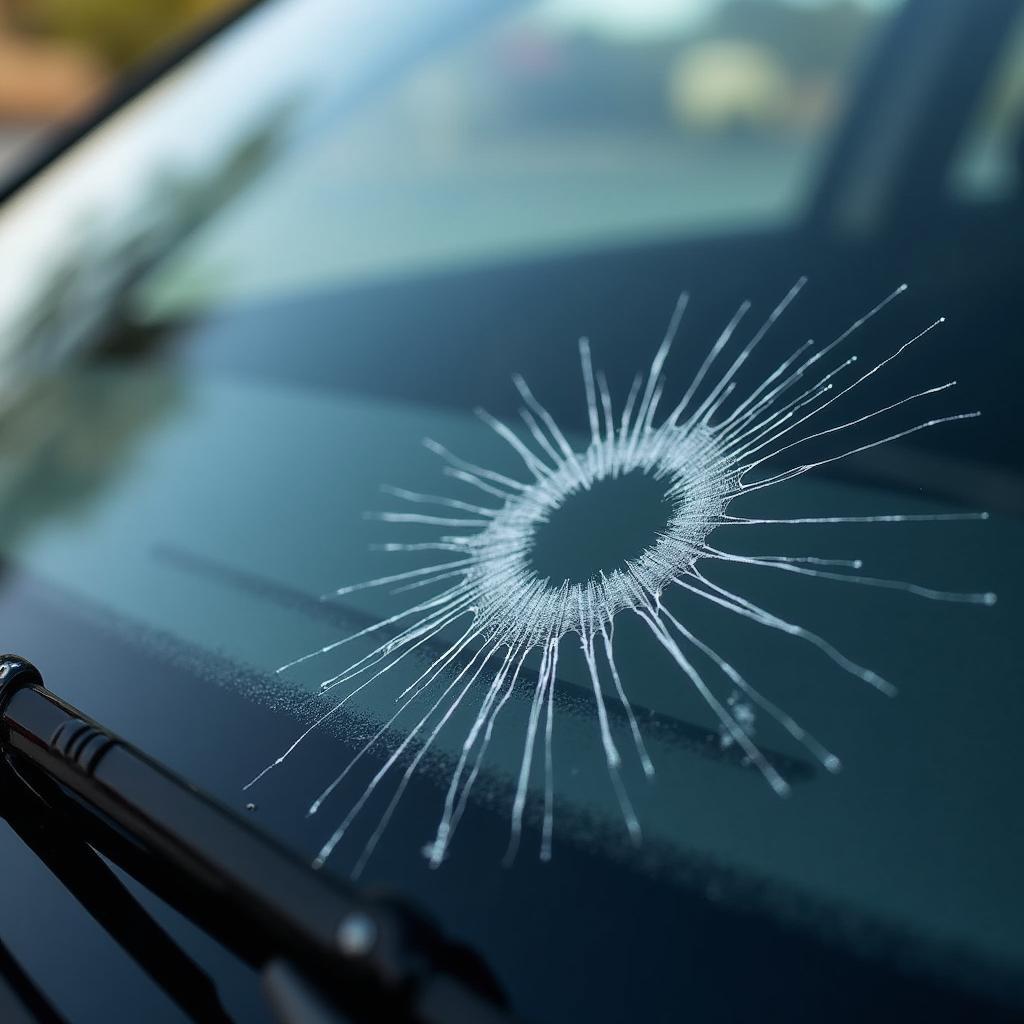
0;655;520;1024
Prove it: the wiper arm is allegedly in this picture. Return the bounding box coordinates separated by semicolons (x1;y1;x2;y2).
0;655;519;1024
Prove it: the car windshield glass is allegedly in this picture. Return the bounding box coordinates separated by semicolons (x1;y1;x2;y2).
1;1;1023;1021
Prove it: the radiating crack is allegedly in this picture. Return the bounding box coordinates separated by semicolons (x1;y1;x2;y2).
248;280;994;875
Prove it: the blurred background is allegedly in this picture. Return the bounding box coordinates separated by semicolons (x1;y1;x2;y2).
0;0;238;169
0;0;899;180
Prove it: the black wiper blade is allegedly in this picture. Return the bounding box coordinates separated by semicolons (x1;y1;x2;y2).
0;654;519;1024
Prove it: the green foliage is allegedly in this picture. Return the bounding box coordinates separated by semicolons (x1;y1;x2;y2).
11;0;237;69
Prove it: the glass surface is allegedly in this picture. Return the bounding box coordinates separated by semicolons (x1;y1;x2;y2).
2;2;1024;1022
137;0;892;307
949;7;1024;203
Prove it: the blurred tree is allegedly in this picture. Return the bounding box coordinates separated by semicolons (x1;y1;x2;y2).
0;0;106;120
8;0;241;70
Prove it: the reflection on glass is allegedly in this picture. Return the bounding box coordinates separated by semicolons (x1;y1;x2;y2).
142;0;900;309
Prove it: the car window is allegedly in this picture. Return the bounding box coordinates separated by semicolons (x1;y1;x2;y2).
140;0;901;311
1;3;1023;1023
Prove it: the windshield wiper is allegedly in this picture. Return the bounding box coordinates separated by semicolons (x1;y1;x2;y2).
0;654;520;1024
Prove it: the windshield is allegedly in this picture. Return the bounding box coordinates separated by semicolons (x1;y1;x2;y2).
2;1;1023;1022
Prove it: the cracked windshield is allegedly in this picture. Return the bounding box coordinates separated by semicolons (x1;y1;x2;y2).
1;0;1022;1022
